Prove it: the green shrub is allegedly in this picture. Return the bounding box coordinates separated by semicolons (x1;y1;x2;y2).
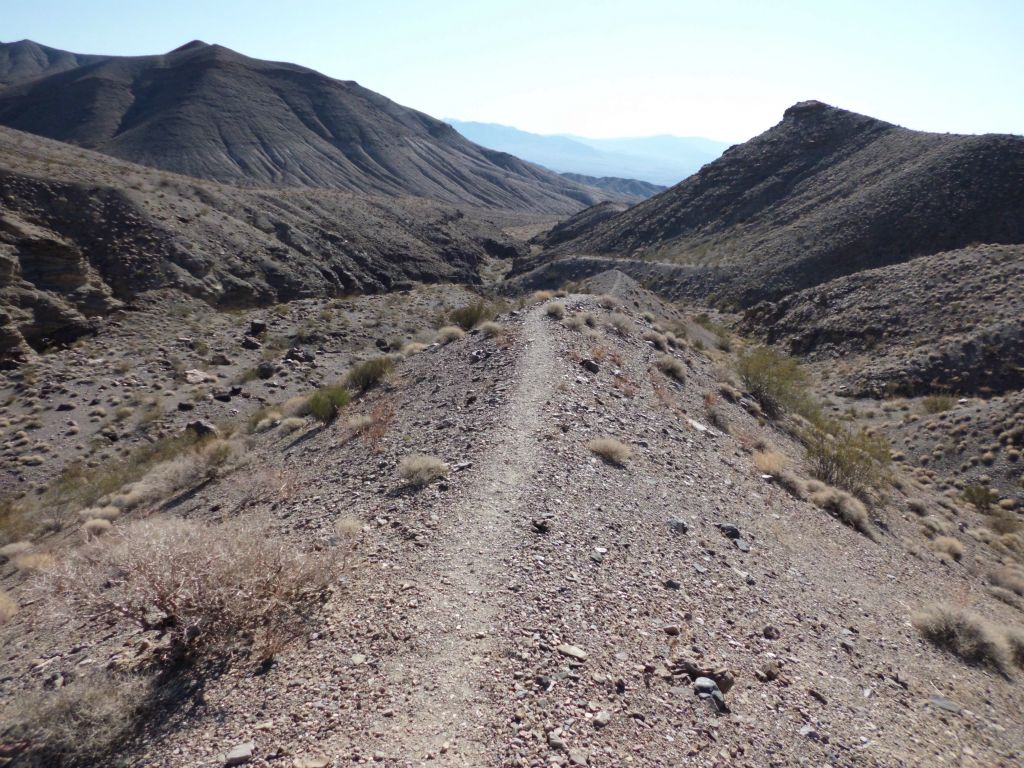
449;300;495;331
346;357;394;393
308;385;351;424
736;346;816;420
802;422;890;500
963;484;998;512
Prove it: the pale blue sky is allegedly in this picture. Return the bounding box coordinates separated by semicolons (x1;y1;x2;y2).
3;0;1021;141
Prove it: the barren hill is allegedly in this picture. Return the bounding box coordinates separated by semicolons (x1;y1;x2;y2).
0;124;529;365
0;40;607;213
0;39;106;87
1;294;1022;766
533;101;1024;305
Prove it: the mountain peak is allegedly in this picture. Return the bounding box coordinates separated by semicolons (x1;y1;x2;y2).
169;40;210;53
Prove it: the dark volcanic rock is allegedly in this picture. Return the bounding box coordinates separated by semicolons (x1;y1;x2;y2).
0;40;613;214
528;101;1024;306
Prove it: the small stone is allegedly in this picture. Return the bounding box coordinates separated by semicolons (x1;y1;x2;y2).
186;419;219;438
224;741;255;766
762;625;781;640
293;759;329;768
556;644;588;661
568;748;590;765
663;624;681;636
249;319;268;336
716;522;740;539
664;578;681;590
581;359;600;374
351;653;367;665
593;710;611;728
669;517;689;534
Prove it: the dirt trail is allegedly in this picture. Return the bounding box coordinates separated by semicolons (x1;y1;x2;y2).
377;307;559;764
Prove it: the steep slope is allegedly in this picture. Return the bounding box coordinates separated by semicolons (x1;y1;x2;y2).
0;41;607;213
743;244;1024;397
448;119;729;185
539;101;1024;305
559;172;665;200
530;201;630;248
0;125;526;365
2;298;1022;766
0;39;107;86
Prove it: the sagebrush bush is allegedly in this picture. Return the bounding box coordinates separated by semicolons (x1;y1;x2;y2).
802;423;889;501
82;518;112;538
110;438;237;512
753;450;786;475
642;330;669;351
991;566;1024;596
598;294;618;309
449;300;496;331
608;312;631;335
736;346;816;419
436;325;465;343
932;536;964;561
533;290;554;302
1;672;152;768
655;354;686;382
278;416;306;434
545;302;566;320
588;437;631;466
309;384;351;424
478;320;505;337
809;485;878;540
911;605;1012;675
398;454;449;487
346;357;394;393
41;517;343;663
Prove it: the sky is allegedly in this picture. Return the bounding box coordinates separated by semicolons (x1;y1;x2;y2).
3;0;1021;142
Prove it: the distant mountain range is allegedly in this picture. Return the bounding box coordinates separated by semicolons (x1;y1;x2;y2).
446;120;731;185
0;39;623;214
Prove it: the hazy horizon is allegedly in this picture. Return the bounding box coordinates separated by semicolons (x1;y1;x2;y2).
4;0;1021;143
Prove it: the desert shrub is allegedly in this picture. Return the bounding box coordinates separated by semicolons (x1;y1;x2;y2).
588;437;631;466
642;330;668;351
401;341;428;357
346;357;394;393
278;417;306;435
991;566;1024;596
598;294;619;309
78;506;120;522
907;498;929;516
803;423;889;500
397;454;449;487
478;321;504;337
753;450;786;475
252;410;282;433
0;590;17;624
962;484;998;512
41;517;343;663
921;515;956;538
347;414;374;433
911;605;1012;674
988;586;1024;611
12;552;55;573
82;518;112;537
437;325;465;344
810;485;878;540
309;384;351;424
533;290;554;302
922;394;956;414
110;438;238;511
0;540;32;559
282;395;314;418
608;312;631;335
545;302;566;320
1;672;152;768
932;536;964;561
989;510;1022;535
736;346;816;419
449;300;495;331
655;354;686;382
